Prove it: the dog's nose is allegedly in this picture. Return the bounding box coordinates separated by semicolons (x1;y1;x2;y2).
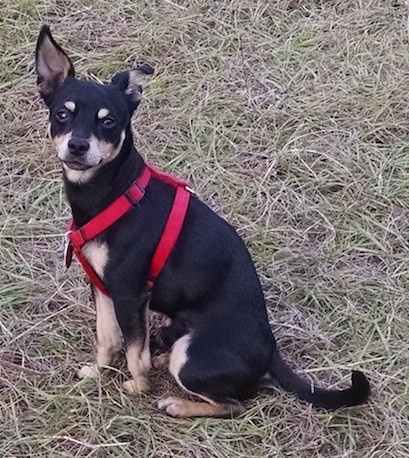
67;137;90;156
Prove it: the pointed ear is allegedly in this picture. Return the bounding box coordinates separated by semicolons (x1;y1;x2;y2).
35;25;75;102
110;64;154;111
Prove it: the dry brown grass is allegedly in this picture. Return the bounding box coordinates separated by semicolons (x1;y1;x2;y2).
1;0;409;456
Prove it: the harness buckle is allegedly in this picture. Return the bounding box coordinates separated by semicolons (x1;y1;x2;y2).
185;185;195;195
124;181;146;205
64;230;74;268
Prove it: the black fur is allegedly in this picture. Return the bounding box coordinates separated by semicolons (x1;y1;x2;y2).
36;26;370;415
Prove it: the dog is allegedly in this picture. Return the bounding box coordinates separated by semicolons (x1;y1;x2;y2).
35;25;370;418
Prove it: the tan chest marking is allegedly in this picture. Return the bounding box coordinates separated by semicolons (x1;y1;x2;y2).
82;241;109;278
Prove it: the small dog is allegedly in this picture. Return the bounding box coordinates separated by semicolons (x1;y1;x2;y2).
35;26;370;417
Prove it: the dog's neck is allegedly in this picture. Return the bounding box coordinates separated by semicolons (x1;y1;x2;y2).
64;128;145;227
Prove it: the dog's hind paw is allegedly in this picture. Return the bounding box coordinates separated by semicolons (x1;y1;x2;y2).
123;377;150;395
152;353;169;370
78;365;99;379
158;397;186;417
158;396;246;418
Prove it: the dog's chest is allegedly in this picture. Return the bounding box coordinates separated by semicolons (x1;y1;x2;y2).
82;241;109;278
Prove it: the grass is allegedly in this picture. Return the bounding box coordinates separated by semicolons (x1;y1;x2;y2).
1;0;409;456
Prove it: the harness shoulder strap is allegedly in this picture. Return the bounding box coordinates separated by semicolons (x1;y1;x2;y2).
148;164;191;189
147;184;191;290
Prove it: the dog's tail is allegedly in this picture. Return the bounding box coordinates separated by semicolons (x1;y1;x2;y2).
269;352;370;410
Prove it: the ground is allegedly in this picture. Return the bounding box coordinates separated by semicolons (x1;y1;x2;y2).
1;0;408;457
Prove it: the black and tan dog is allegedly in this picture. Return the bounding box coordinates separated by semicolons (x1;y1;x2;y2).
35;26;370;417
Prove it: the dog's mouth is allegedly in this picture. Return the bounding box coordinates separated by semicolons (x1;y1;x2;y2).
63;160;93;171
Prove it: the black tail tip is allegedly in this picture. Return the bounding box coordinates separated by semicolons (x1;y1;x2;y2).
137;63;155;75
351;370;370;403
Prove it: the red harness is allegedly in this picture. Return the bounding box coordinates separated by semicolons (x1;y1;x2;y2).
65;163;193;297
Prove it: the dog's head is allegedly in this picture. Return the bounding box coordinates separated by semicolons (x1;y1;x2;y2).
35;25;154;184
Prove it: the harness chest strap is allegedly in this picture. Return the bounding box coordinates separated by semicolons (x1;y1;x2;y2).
70;242;110;296
69;165;152;248
65;163;192;296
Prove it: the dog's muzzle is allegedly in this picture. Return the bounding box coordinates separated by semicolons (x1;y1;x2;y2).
62;137;96;170
68;137;90;156
63;160;93;170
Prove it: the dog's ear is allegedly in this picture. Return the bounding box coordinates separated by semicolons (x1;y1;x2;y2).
35;25;75;103
110;64;154;111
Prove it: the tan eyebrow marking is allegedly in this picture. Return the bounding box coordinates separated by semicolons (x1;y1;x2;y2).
97;108;110;119
64;101;76;112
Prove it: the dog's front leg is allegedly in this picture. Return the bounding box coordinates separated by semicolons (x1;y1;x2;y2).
114;296;151;395
78;288;122;379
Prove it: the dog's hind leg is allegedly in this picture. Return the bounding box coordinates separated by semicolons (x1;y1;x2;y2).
78;288;122;379
158;396;244;418
152;352;169;370
158;334;245;418
152;318;189;370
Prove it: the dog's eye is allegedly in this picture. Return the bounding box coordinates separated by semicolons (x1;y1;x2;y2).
55;110;69;123
102;117;116;129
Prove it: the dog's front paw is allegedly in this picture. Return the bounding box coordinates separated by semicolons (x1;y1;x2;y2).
157;396;187;417
78;364;99;379
122;377;150;395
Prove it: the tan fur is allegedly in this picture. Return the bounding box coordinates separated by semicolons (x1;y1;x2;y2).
122;344;151;394
168;334;191;386
95;132;124;163
64;101;76;112
54;130;126;184
157;397;245;418
97;108;109;119
82;241;108;277
76;239;152;393
152;353;169;370
156;333;245;417
78;241;123;379
78;288;123;379
52;132;71;159
168;335;217;405
62;165;95;185
122;304;151;394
